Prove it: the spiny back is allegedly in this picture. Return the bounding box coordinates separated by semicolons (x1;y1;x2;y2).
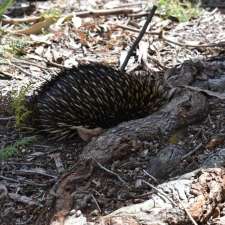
31;63;169;141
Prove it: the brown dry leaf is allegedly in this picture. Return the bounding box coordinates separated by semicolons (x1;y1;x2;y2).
77;31;89;46
14;17;58;35
76;126;104;141
188;194;206;220
206;135;225;150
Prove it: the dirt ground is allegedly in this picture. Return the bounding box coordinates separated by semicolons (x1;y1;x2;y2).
1;0;225;224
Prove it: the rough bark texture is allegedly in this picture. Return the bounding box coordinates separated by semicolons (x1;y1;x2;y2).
80;89;208;163
48;57;225;225
62;168;225;225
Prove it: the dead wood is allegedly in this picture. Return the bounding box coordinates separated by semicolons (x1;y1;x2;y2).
58;168;225;225
97;168;225;225
80;89;208;163
41;57;225;224
48;89;208;224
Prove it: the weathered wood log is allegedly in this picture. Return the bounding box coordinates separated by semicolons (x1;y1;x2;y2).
80;89;208;164
61;168;225;225
48;89;208;225
48;57;225;225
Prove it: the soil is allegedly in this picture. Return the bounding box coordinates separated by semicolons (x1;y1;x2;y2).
1;1;225;224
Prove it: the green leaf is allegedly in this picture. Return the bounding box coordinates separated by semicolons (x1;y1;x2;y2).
0;0;15;18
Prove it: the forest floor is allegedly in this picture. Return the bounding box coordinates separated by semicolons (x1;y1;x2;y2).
1;0;225;224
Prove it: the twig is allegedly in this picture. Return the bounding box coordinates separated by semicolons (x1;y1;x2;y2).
0;175;19;183
0;60;33;77
7;161;43;166
143;169;159;184
75;8;141;18
182;143;203;160
24;179;54;187
11;63;31;76
110;23;159;35
9;193;42;206
0;71;12;79
92;158;127;185
13;58;49;70
111;21;225;50
0;70;21;80
176;197;198;225
162;34;225;48
50;153;65;174
0;116;15;121
128;12;151;18
91;194;102;213
143;180;198;225
0;116;15;126
15;169;57;179
183;85;225;100
1;16;41;25
47;61;66;69
2;8;140;27
142;56;168;70
142;180;177;207
120;5;157;71
112;3;144;9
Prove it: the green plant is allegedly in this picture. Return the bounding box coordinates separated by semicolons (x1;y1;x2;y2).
0;36;30;56
11;84;33;128
0;136;36;160
0;0;14;18
157;0;201;22
41;8;61;20
5;39;28;56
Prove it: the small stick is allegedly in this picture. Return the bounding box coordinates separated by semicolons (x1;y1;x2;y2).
91;194;102;213
143;169;159;184
75;8;139;18
47;60;66;69
15;169;57;179
112;22;225;49
162;34;225;48
0;175;19;183
0;116;15;121
2;16;41;25
92;158;127;185
176;197;198;225
0;71;15;79
120;5;157;71
142;180;177;207
182;143;203;160
110;22;159;35
13;58;49;70
2;8;140;27
10;63;31;77
128;12;151;18
143;180;198;225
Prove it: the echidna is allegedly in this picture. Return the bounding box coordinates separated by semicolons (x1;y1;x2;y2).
31;63;171;141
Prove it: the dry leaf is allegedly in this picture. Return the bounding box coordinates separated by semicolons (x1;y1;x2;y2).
14;17;58;35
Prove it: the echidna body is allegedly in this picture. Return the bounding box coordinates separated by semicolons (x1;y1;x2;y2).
31;63;169;141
